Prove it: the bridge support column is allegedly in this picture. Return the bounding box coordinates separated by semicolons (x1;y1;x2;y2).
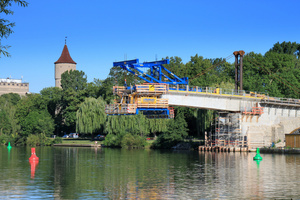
233;50;245;93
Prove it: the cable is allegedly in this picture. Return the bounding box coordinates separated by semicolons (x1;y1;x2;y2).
190;54;234;81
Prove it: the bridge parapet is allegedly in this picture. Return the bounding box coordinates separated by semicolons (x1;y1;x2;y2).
261;97;300;107
168;85;267;99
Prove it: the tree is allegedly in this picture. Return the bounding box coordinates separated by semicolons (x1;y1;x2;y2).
243;50;300;98
61;88;86;133
268;41;300;59
40;87;63;117
152;108;188;149
0;0;28;57
60;70;88;133
61;70;87;91
0;93;21;135
21;110;55;137
40;87;63;135
105;113;149;136
15;93;54;136
0;93;21;105
76;97;106;135
148;118;168;138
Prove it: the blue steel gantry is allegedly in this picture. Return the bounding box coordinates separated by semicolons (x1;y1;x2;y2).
105;59;183;118
113;59;188;85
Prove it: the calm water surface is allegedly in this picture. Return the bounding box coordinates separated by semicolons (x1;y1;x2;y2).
1;146;300;199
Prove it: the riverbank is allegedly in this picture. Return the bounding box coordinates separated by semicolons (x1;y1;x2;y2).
53;138;102;147
53;143;101;147
260;147;300;154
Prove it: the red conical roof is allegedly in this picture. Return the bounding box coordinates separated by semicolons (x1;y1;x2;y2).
54;44;77;64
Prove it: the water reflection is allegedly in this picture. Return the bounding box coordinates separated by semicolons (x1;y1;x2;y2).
1;146;300;199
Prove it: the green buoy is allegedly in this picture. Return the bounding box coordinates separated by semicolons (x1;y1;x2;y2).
7;142;12;150
253;148;262;160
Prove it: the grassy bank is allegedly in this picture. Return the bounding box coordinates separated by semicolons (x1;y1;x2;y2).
54;138;103;145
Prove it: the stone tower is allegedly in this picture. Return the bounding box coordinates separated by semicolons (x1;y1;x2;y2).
54;44;76;88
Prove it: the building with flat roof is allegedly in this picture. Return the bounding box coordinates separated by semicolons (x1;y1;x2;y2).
0;78;29;96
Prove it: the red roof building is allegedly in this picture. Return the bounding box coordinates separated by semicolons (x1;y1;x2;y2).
54;44;77;88
54;44;76;64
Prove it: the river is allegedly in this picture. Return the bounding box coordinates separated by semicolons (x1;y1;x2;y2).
1;146;300;199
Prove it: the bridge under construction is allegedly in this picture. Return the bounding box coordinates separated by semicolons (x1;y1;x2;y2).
105;55;300;150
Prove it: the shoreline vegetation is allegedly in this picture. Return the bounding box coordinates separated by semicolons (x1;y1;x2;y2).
2;137;300;154
1;42;300;149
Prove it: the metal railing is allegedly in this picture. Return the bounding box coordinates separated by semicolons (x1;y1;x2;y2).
168;85;267;99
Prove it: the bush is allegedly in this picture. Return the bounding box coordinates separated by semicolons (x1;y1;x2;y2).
121;133;145;149
151;133;183;149
26;134;40;146
26;133;53;146
53;137;62;144
103;134;123;147
0;134;11;145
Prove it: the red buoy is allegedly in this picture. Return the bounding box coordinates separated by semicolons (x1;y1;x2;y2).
29;148;39;162
29;148;39;179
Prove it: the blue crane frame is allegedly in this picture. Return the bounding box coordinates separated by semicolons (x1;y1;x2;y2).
113;59;189;85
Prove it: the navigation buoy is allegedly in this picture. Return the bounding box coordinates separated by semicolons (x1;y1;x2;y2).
7;142;12;150
253;148;263;160
29;148;39;162
29;148;39;179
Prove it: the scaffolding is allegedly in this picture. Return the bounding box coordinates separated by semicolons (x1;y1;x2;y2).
212;112;245;147
105;83;174;118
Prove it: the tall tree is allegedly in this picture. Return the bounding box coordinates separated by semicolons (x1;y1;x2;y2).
76;97;106;136
61;70;87;91
268;41;300;59
60;70;88;133
40;87;63;135
0;93;20;135
0;0;28;57
15;93;54;136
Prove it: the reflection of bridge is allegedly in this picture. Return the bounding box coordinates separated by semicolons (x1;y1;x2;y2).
163;85;300;149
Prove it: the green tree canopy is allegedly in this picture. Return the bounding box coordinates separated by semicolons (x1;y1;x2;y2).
267;41;300;59
76;97;106;135
15;93;54;136
61;70;87;91
0;93;20;135
60;70;89;133
21;110;55;137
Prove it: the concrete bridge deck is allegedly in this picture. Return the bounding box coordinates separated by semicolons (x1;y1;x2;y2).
162;86;300;149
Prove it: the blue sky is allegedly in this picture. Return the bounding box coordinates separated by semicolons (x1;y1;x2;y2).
1;0;299;93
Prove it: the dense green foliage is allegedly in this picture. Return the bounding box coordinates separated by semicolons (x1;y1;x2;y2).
151;108;188;149
1;41;300;148
76;97;106;135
